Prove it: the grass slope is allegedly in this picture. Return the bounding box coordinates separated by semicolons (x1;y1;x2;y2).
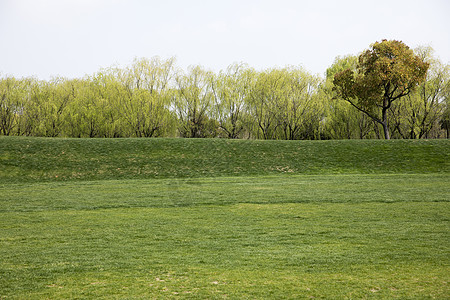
0;137;449;299
0;136;449;182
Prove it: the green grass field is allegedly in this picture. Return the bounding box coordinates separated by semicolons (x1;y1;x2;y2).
0;137;449;299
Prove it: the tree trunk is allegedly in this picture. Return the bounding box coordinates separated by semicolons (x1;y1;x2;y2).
382;107;390;140
382;122;390;140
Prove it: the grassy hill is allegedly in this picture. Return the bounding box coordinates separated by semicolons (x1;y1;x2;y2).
1;137;448;182
1;137;449;299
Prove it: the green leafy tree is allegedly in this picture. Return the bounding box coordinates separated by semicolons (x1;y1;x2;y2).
211;63;254;139
247;67;324;140
333;40;429;139
0;76;27;135
28;78;75;137
276;67;323;140
398;47;449;138
114;57;177;137
67;77;111;138
326;55;358;80
18;78;43;136
248;69;285;139
324;55;377;139
174;66;217;138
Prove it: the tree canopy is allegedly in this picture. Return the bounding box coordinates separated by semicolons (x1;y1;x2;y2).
333;40;430;139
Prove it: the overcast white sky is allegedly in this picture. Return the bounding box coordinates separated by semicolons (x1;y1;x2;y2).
1;0;449;79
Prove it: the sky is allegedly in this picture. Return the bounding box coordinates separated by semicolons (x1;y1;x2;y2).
1;0;449;80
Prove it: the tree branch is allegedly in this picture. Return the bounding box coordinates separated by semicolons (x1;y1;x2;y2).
344;97;382;125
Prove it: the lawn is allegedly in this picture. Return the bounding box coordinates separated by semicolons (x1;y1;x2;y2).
0;137;449;299
1;137;448;182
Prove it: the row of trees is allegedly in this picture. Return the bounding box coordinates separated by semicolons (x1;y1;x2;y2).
1;42;449;139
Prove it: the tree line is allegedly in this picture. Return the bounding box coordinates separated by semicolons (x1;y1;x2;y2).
1;41;449;139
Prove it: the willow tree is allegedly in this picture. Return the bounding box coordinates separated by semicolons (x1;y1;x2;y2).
211;63;254;139
115;57;176;137
333;40;429;139
174;66;217;138
0;77;26;135
248;69;285;139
